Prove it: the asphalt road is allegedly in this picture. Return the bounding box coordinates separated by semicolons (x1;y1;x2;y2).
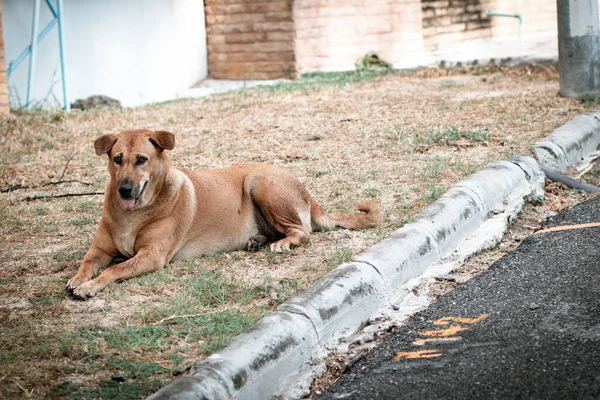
318;196;600;400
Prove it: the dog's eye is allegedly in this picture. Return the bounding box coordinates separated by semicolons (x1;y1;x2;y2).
136;156;147;166
113;155;122;165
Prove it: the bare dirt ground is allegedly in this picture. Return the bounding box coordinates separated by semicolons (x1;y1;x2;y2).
1;65;599;399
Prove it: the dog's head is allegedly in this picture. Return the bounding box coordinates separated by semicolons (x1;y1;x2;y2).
94;129;175;210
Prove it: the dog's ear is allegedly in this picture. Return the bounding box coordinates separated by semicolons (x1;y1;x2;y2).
149;130;175;151
94;134;118;156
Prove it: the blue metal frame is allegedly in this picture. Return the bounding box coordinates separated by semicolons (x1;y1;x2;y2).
25;0;41;111
56;0;69;111
7;0;69;111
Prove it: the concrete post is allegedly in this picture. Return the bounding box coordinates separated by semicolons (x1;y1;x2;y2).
556;0;600;99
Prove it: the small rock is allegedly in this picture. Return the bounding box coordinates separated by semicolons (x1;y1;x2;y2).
71;95;122;111
529;303;540;310
307;135;323;141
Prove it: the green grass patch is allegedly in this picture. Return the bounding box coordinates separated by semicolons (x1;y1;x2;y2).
60;198;102;214
423;182;446;202
143;309;258;354
52;249;86;263
5;311;255;398
71;217;95;226
581;94;600;105
34;204;49;216
129;266;265;353
106;357;168;379
71;324;173;352
254;70;390;95
170;267;261;309
191;312;258;353
415;126;491;150
135;266;265;317
415;156;453;204
324;247;352;271
57;330;104;362
439;80;463;88
51;360;167;400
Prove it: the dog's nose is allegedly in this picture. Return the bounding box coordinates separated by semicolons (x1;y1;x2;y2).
118;182;133;198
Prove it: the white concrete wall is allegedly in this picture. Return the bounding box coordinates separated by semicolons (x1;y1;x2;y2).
3;0;207;109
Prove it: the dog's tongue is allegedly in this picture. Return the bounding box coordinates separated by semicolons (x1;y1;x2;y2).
120;198;136;209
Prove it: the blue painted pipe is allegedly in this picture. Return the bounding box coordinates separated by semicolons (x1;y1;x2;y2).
486;10;524;42
26;0;41;112
57;0;69;111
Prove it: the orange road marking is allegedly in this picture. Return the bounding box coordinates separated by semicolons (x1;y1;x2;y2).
397;314;488;361
533;221;600;235
419;325;468;337
434;314;489;326
394;349;442;361
412;336;463;346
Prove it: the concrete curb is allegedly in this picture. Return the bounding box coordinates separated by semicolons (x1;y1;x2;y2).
532;110;600;171
151;312;318;400
149;112;599;400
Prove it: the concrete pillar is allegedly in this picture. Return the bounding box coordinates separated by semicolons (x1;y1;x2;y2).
556;0;600;99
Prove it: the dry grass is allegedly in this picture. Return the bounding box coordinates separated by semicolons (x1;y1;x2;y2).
1;65;599;399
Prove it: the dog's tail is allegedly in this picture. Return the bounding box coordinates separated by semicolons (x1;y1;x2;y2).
310;199;384;231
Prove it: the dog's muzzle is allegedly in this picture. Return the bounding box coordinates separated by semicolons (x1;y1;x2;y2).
118;180;147;210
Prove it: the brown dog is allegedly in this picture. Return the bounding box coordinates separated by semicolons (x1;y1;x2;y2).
66;129;383;299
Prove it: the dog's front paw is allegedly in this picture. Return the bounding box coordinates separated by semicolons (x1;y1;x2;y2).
71;280;103;300
66;273;91;293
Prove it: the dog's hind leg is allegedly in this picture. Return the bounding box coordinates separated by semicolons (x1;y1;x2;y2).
247;174;312;253
269;227;309;253
245;234;269;252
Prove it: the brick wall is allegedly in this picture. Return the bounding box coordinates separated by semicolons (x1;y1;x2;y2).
203;0;594;79
0;1;9;115
294;0;424;74
421;0;493;52
204;0;295;79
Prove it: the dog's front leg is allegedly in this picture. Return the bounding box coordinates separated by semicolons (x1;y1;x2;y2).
71;246;167;300
67;222;117;293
